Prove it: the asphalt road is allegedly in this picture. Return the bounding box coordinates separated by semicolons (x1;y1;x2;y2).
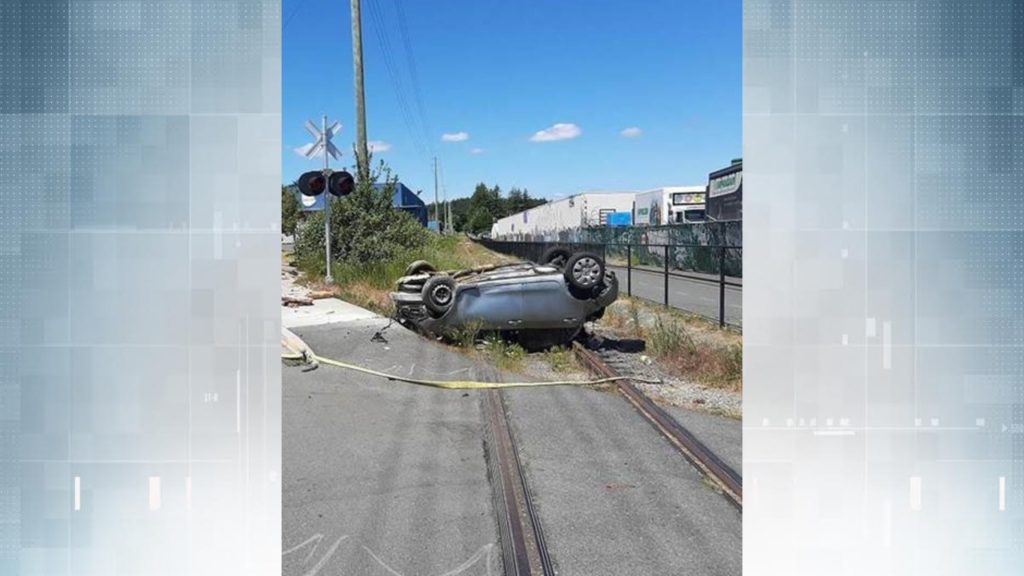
608;265;743;327
504;385;742;575
283;313;741;575
663;406;742;475
283;320;500;576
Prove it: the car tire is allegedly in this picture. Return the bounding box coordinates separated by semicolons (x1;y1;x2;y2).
540;246;572;268
422;275;457;317
593;271;618;306
404;260;437;276
564;252;605;290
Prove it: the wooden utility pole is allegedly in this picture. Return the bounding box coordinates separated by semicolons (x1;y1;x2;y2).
433;156;440;228
446;196;452;234
351;0;369;181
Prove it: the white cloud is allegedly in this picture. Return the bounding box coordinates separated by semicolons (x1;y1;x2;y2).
620;126;642;138
469;147;484;155
367;140;392;153
441;131;470;142
529;122;581;142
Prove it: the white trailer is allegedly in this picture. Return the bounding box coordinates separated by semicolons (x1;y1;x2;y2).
634;186;707;226
491;191;636;240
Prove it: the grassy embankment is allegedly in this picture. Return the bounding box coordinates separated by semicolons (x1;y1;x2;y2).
292;235;736;385
297;235;514;315
600;297;742;392
293;235;550;369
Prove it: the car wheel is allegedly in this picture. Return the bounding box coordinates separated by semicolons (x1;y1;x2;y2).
540;246;572;268
593;271;619;306
564;252;605;290
515;327;581;352
404;260;437;276
422;275;457;317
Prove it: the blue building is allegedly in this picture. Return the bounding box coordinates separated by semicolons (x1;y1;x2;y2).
292;181;428;227
375;182;428;226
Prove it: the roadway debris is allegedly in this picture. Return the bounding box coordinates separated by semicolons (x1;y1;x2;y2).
282;295;313;307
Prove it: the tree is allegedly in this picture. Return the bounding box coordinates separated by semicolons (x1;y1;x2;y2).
282;185;301;236
466;207;494;234
424;182;547;233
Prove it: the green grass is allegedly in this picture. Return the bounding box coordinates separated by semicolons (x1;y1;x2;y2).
295;235;512;316
481;337;526;372
602;297;742;392
648;315;697;357
445;319;485;349
329;235;499;290
542;346;580;373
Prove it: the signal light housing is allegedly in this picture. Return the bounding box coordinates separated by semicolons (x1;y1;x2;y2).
328;170;355;197
297;171;327;196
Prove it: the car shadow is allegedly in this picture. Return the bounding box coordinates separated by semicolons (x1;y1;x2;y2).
579;332;646;354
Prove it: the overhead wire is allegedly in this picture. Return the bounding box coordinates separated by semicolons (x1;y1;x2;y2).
364;0;432;162
390;0;434;152
282;0;312;31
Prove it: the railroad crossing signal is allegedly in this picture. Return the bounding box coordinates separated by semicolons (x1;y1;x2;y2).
328;170;355;196
295;119;342;161
297;170;327;196
296;169;354;198
295;117;355;198
295;116;352;283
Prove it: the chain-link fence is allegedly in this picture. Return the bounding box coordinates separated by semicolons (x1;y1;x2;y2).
473;238;742;328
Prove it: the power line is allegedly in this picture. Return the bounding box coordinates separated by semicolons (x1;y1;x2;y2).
390;0;434;150
282;0;312;31
365;0;433;158
364;0;431;162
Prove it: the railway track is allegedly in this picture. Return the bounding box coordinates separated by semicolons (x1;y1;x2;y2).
573;342;743;510
479;340;741;575
482;389;554;576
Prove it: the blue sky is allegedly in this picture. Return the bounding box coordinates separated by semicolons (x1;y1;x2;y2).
282;0;741;201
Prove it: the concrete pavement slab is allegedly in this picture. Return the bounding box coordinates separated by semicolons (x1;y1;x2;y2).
504;384;742;576
662;406;742;475
282;297;379;329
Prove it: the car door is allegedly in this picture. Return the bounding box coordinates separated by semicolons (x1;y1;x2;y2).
518;274;584;330
452;278;525;331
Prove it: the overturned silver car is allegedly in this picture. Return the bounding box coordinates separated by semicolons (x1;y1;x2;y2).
390;248;618;351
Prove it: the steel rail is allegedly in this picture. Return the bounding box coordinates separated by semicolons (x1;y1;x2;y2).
482;389;554;575
573;344;743;510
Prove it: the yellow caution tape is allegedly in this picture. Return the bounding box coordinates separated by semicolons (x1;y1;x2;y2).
281;329;661;390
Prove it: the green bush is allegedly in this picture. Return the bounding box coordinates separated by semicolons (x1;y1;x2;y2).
281;186;300;236
320;235;478;289
295;162;429;270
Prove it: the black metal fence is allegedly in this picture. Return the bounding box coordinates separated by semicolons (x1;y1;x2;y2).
473;239;742;328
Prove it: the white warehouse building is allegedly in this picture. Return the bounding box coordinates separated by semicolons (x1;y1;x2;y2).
491;191;636;241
